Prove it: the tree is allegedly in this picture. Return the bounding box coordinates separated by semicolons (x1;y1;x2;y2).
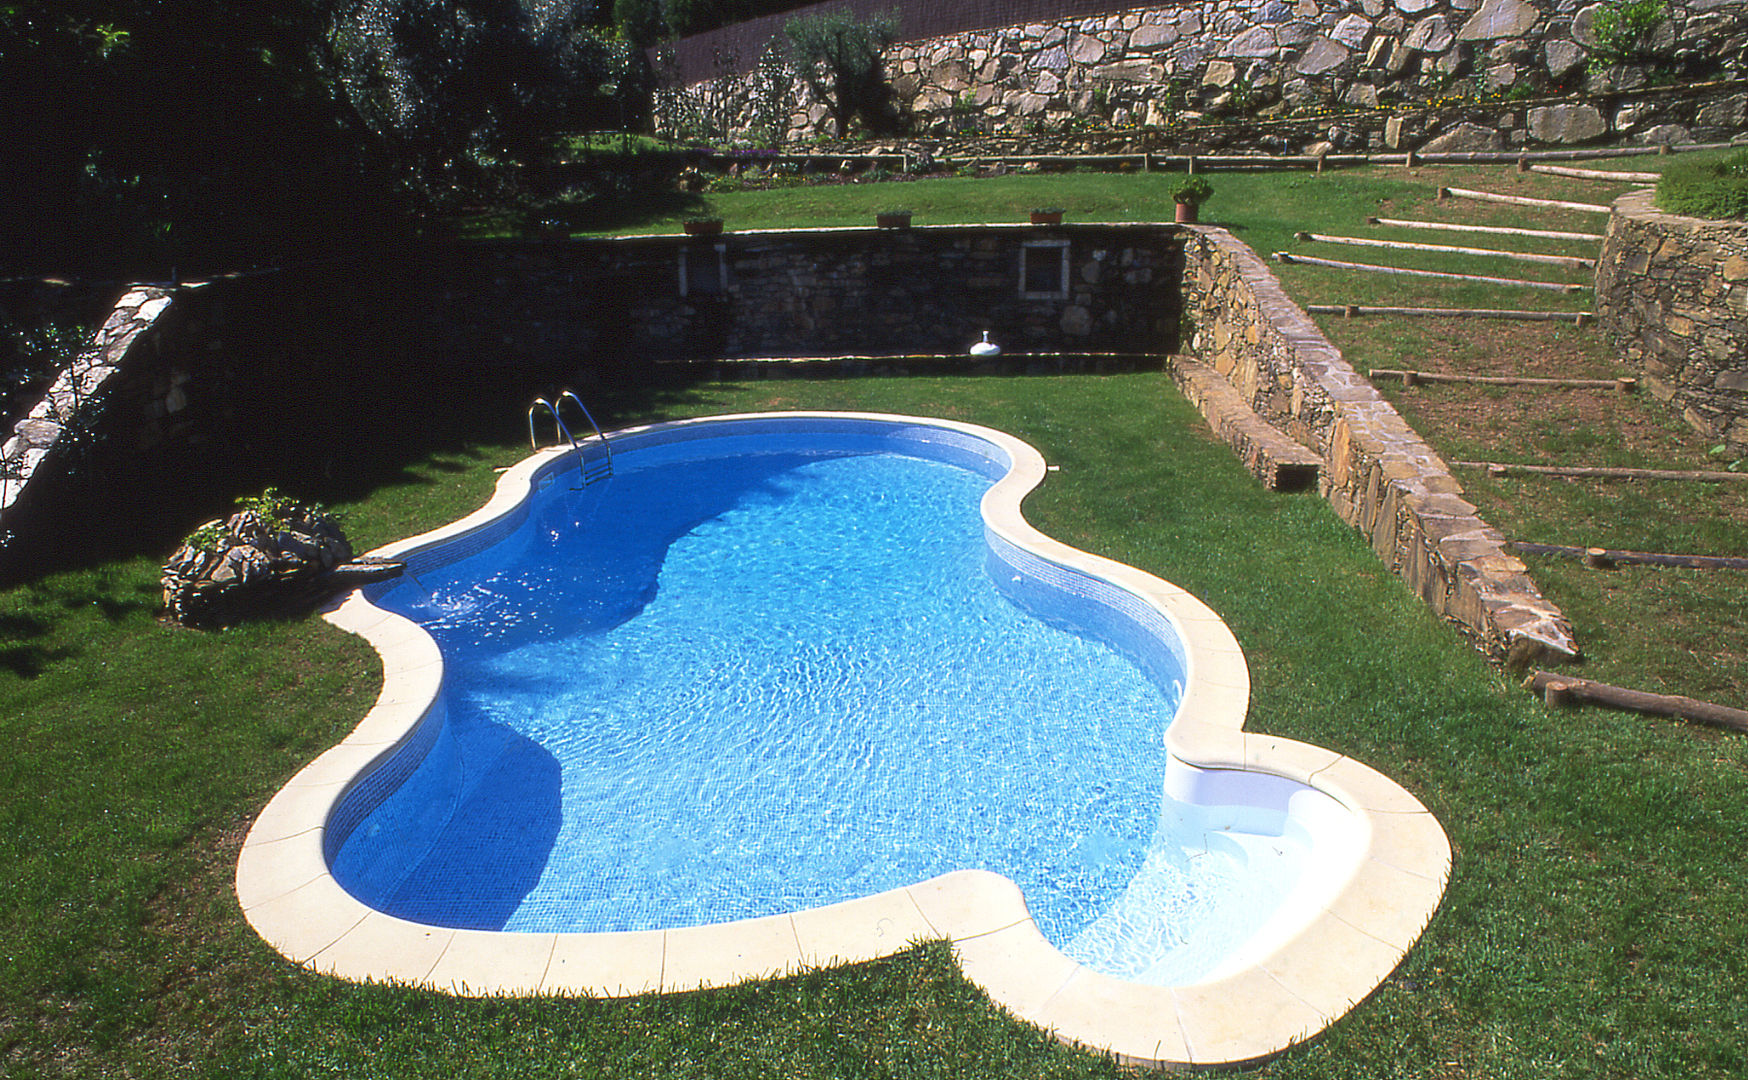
612;0;665;46
0;0;653;270
0;1;388;273
782;8;899;138
325;0;647;209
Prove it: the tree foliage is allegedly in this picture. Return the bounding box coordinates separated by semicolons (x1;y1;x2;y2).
326;0;648;210
0;0;384;273
782;8;899;137
0;1;654;272
1587;0;1668;68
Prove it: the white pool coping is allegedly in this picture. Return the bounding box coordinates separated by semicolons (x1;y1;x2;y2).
237;411;1450;1068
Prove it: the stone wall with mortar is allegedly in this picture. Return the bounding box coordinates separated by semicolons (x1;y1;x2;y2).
1177;224;1577;665
429;226;1185;364
1595;188;1748;453
666;0;1747;150
1;226;1577;670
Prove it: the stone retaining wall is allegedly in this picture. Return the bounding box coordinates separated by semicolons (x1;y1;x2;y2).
1;286;176;544
430;226;1185;364
3;227;1579;671
0;268;412;583
1178;224;1577;665
666;0;1747;151
1594;188;1748;453
0;229;1183;580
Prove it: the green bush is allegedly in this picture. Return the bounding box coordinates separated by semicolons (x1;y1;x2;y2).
1655;150;1748;220
1587;0;1668;68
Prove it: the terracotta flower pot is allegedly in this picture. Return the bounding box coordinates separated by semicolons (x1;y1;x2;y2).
1174;201;1199;224
1029;209;1064;225
683;219;724;236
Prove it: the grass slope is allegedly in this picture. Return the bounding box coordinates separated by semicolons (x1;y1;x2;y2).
4;374;1747;1078
5;160;1747;1076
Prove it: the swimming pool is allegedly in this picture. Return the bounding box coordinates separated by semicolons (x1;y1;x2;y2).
238;412;1450;1067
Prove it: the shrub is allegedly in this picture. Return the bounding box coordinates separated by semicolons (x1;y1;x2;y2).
1588;0;1668;69
1655;150;1748;220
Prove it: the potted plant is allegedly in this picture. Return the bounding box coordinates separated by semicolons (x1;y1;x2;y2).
1172;176;1213;223
683;217;724;236
1029;207;1064;225
875;209;912;229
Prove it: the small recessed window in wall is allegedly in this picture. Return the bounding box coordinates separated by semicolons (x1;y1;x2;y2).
1020;240;1070;300
679;243;729;297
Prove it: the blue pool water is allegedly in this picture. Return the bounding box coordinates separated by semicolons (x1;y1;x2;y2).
331;427;1314;986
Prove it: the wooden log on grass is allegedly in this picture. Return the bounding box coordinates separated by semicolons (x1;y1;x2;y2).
1538;678;1578;707
1528;163;1660;183
1438;187;1613;214
1371;140;1736;165
1369;370;1634;391
1366;217;1605;242
1525;670;1748;733
1294;231;1595;269
1309;305;1591;323
1508;541;1748;571
1273;251;1587;292
1454;461;1748;483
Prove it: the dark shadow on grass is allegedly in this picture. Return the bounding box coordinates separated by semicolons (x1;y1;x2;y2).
0;643;77;678
0;259;736;589
570;190;708;234
88;585;159;622
459;189;709;238
0;611;48;639
0;612;66;677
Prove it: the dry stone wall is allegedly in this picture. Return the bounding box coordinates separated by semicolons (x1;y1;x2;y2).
666;0;1747;150
1595;188;1748;453
0;268;419;583
1;286;177;540
1177;224;1578;666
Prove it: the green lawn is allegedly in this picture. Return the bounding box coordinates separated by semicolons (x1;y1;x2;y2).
5;163;1747;1077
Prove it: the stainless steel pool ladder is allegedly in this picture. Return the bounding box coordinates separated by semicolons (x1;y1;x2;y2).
528;390;614;486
